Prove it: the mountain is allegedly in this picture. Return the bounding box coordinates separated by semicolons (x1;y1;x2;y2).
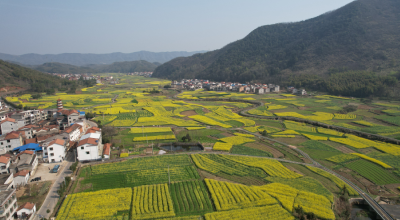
33;62;96;74
88;60;160;73
0;60;94;93
30;60;160;74
153;0;400;84
0;51;206;66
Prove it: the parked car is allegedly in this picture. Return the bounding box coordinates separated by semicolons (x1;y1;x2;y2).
51;165;60;173
30;177;41;182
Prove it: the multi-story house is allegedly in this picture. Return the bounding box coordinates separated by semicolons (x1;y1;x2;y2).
0;132;23;153
77;127;102;161
0;119;21;135
63;124;82;141
42;139;66;163
0;156;11;174
0;188;18;220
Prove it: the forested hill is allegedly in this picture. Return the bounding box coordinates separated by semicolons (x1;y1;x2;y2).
32;60;159;74
153;0;400;85
88;60;160;73
0;51;206;66
0;60;95;93
33;62;96;74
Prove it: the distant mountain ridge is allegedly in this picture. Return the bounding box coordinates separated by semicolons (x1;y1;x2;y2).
153;0;400;83
0;51;206;66
31;60;160;74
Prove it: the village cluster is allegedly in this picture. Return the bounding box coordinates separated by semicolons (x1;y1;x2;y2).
0;98;107;220
172;79;307;95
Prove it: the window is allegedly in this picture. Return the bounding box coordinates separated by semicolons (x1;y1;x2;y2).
86;151;90;154
50;153;54;156
49;147;53;151
7;140;10;143
0;142;2;145
0;166;5;169
45;153;48;156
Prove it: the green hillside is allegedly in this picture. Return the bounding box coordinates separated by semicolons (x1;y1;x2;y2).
0;60;94;93
32;60;159;74
153;0;400;96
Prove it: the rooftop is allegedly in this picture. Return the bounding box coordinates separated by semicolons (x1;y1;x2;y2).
14;169;30;177
48;139;65;147
103;143;111;156
78;138;98;146
17;202;35;211
0;188;15;205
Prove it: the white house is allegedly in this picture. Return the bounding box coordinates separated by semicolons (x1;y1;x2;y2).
13;170;30;186
16;202;36;219
63;124;82;141
77;138;101;161
0;155;11;174
43;139;66;163
0;131;23;153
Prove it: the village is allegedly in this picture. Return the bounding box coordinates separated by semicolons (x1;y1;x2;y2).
0;98;106;220
172;79;307;95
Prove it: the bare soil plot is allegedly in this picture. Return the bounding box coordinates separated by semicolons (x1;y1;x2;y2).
272;136;308;145
336;170;368;191
197;169;235;183
384;183;400;195
286;165;304;176
220;132;234;137
17;181;52;210
357;105;374;110
244;142;284;158
336;145;356;154
181;110;197;116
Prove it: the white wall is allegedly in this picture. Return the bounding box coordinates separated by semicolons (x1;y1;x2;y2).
69;129;80;141
14;174;29;186
47;144;65;163
17;206;36;218
77;144;100;161
0;161;10;174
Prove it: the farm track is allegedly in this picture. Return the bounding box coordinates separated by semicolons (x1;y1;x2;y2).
83;94;394;219
236;127;394;220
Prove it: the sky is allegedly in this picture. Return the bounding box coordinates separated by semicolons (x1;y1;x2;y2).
0;0;354;55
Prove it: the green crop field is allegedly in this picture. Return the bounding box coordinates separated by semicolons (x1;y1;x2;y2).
231;145;273;157
170;181;214;216
82;166;200;191
345;160;400;185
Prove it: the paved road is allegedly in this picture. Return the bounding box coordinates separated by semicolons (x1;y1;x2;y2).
36;152;74;219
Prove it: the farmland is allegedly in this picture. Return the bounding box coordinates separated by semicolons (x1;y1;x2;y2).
13;74;400;219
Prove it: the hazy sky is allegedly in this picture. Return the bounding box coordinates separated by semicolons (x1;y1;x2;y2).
0;0;354;55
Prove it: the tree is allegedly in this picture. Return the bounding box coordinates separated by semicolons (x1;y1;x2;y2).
261;130;267;136
164;84;172;89
186;134;192;142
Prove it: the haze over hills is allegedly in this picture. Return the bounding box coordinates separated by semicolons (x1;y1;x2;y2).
31;60;160;74
153;0;400;87
0;50;206;66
